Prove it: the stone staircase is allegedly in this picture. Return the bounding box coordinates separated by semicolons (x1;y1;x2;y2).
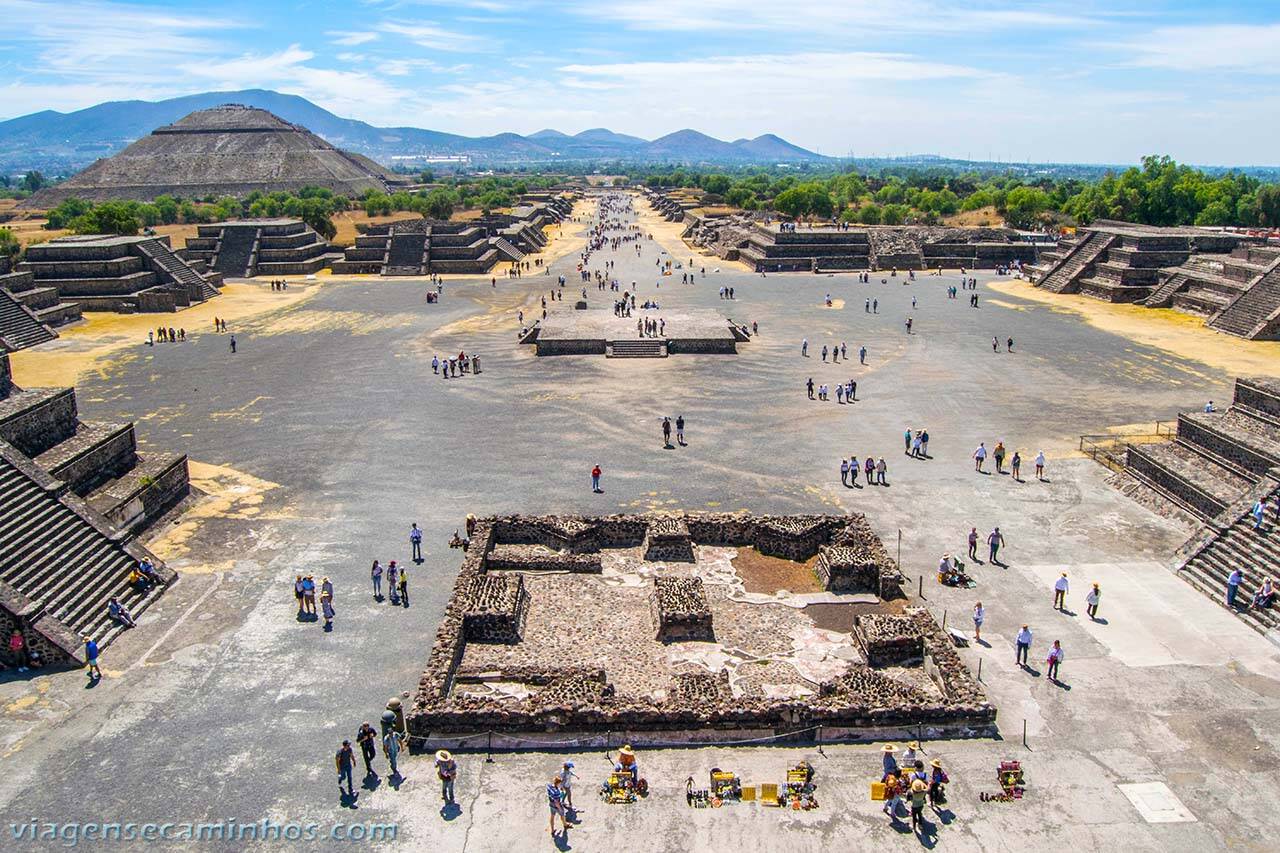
137;238;219;302
212;226;260;278
0;287;56;351
1175;476;1280;640
0;349;186;664
492;237;526;263
1142;272;1190;308
384;233;427;276
1208;257;1280;340
0;449;170;657
1036;230;1116;294
1105;376;1280;640
606;339;667;358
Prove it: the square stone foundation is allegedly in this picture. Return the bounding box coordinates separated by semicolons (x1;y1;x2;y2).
650;576;713;641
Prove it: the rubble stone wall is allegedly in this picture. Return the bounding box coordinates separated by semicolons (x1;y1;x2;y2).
408;513;992;740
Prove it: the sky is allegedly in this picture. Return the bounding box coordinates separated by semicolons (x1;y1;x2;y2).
0;0;1277;165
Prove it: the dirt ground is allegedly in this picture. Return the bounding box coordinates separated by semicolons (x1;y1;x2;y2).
988;278;1280;379
732;549;824;594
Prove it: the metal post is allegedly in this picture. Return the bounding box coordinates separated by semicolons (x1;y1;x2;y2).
486;730;494;763
977;658;982;682
1022;719;1027;749
897;529;902;573
942;609;947;630
918;575;924;599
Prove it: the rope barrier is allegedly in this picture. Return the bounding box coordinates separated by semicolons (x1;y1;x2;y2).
403;725;824;751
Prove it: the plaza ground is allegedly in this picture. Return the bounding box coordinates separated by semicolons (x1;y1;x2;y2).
1;196;1278;851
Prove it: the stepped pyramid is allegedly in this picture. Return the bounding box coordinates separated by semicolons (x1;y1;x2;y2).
25;104;408;207
0;350;186;667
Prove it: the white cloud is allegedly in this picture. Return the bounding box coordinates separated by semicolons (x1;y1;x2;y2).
1113;24;1280;73
570;0;1093;34
328;31;379;46
377;21;492;51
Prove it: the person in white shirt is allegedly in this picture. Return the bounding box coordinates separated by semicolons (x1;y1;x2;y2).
1053;573;1069;610
1015;625;1032;667
1034;450;1046;481
972;602;985;641
973;443;987;473
1085;583;1101;619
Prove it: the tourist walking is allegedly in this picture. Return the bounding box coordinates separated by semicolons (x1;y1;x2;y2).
865;456;876;486
1053;573;1069;610
1086;583;1101;619
229;335;237;354
1011;451;1022;481
676;415;685;446
294;575;304;611
357;722;378;777
548;775;569;836
1015;625;1032;667
987;527;1005;564
336;740;355;798
1046;640;1064;681
993;441;1006;474
410;523;423;562
840;458;850;487
859;345;866;364
436;750;458;803
972;602;985;642
397;568;409;607
801;339;808;357
1253;499;1266;530
849;456;860;487
387;562;399;605
561;761;578;809
371;560;383;599
83;635;101;681
591;464;602;493
1227;567;1243;608
973;443;987;473
876;457;888;485
382;728;404;778
1034;450;1046;480
662;416;672;448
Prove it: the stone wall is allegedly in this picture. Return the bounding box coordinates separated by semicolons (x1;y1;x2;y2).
650;576;713;641
407;513;992;741
0;389;78;457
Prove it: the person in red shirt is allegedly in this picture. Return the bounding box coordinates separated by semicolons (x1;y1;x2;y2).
591;465;602;493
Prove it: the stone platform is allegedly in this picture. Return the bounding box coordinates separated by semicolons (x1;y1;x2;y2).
528;307;744;356
407;513;990;747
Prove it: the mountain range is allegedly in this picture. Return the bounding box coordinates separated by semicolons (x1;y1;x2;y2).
0;89;827;174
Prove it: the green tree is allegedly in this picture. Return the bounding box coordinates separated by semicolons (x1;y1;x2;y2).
21;171;47;192
1002;186;1051;229
0;226;19;257
423;188;456;220
880;204;909;225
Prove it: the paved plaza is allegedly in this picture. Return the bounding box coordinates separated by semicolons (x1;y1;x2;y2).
1;195;1278;851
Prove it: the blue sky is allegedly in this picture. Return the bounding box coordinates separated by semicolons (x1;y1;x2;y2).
0;0;1277;164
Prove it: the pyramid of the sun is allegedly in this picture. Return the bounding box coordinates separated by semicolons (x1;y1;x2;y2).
26;104;405;207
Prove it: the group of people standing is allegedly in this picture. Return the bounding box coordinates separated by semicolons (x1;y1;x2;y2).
972;441;1046;482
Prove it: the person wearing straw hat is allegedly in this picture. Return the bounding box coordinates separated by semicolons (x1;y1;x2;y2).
909;778;928;829
613;744;638;786
881;744;899;778
928;758;949;807
435;749;457;803
1086;583;1101;620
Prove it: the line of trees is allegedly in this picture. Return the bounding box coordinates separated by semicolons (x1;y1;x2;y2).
632;155;1280;230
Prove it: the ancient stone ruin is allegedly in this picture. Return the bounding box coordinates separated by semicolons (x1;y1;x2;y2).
407;513;993;747
17;234;222;315
24;104;411;207
0;350;185;668
1029;220;1280;340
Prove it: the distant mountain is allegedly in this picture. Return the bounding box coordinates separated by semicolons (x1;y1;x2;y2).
0;89;829;174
